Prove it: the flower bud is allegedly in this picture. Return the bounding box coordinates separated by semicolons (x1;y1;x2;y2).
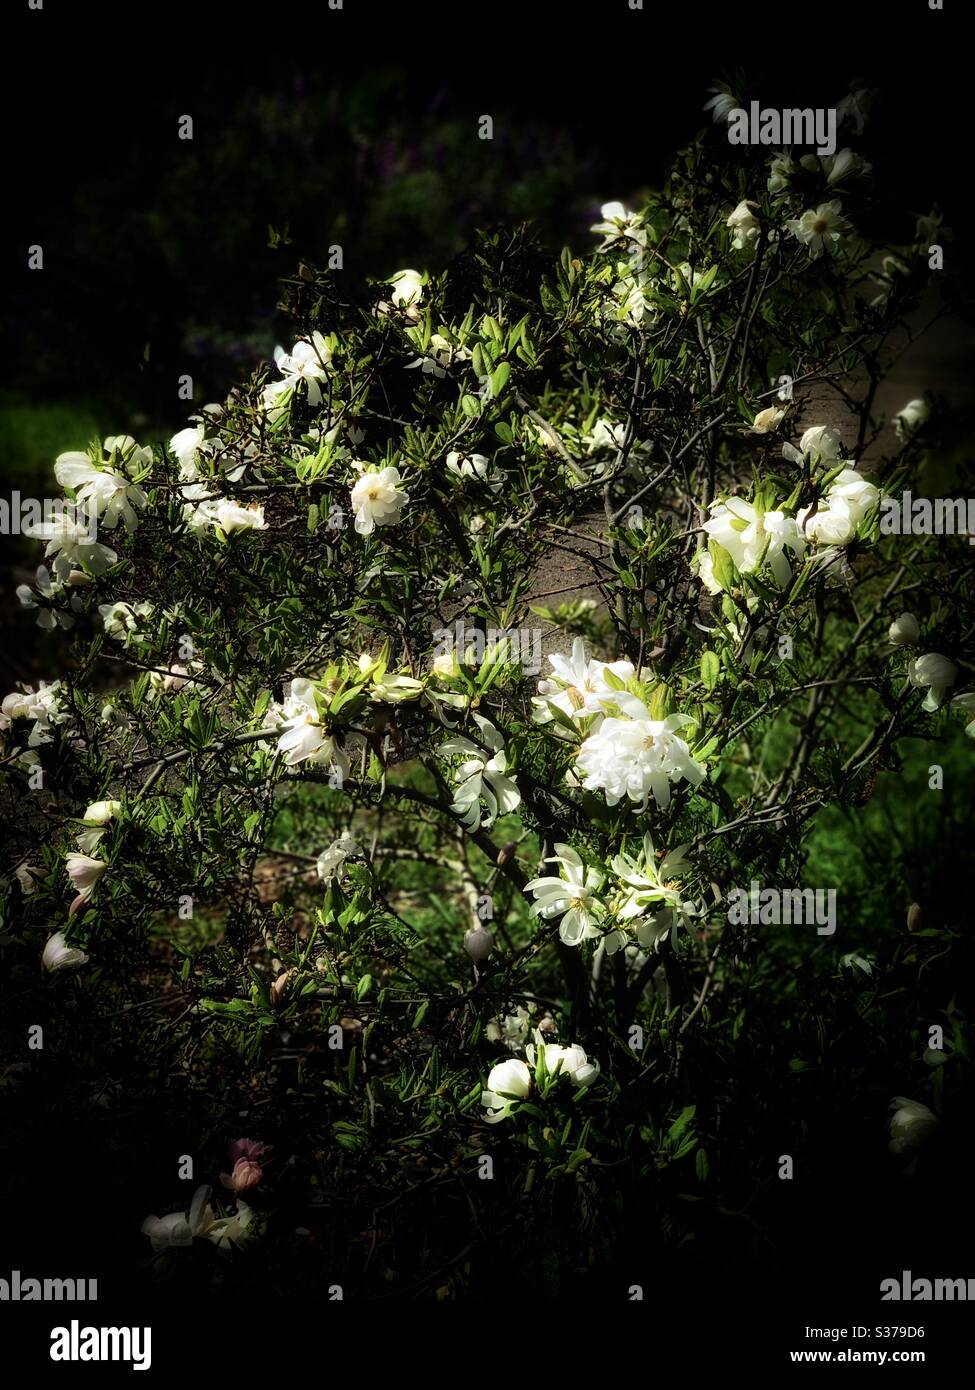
888;612;920;646
887;1096;938;1155
42;931;88;972
464;925;494;961
906;902;923;932
220;1157;262;1193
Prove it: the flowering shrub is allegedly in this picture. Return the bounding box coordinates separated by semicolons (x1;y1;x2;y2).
2;106;972;1296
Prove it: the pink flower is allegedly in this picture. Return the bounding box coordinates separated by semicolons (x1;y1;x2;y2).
220;1137;265;1193
228;1137;265;1164
221;1157;262;1194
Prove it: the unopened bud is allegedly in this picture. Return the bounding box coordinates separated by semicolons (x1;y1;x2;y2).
66;570;93;587
464;925;494;961
496;841;517;868
906;902;923;932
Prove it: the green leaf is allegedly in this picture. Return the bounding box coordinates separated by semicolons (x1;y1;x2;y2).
700;650;720;691
490;361;511;398
668;1104;696;1142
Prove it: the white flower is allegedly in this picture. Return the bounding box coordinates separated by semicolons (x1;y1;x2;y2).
269;332;332;408
727;200;760;251
798;425;843;462
389;268;424;308
534;637;635;723
206;1201;259;1251
169;423;207;481
406;333;471;378
909;653;958;712
822;148;872;185
22;513;118;581
750;406;784;434
887;1097;938;1156
826;468;879;515
590;201;646;252
785;200;850;258
349;465;408;536
609;836;699;952
525;844;605;947
446;451;499;489
16;564;77;631
212;499;268;535
894;398;929;441
888;612;920;646
439;713;520;830
99;600;152;643
691;549;723;595
485;1006;533;1051
42;931;88;972
480;1058;532;1124
141;1186;214;1251
74;799;122;855
797;501;857;546
767;152;797;195
149;664;200;695
575;693;706;811
703;497;805;587
54;452;148;532
950;691;975;737
15;863;38;895
797;469;878;547
316;832;359;883
0;681;68;746
608;264;655;328
65;852;107;912
369;672;424;704
266;677;350;774
584;419;627;453
525;1039;600;1088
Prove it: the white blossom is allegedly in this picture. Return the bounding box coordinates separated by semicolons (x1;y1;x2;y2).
316;832;359;883
525;844;606;947
575;693;706;812
266;677;350;774
534;637;636;723
749;407;785;434
141;1185;215;1251
767;152;797;195
908;653;958;712
785;200;850;258
703;497;805;587
267;331;332;410
438;714;520;830
727;200;760;251
894;398;930;441
446;451;499;489
65;852;107;912
480;1058;532;1124
590;201;646;253
888;612;920;646
525;1038;600;1088
42;931;88;972
349;465;408;536
21;513;118;581
887;1097;938;1156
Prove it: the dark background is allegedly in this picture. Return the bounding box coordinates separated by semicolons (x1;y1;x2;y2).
2;0;974;1361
